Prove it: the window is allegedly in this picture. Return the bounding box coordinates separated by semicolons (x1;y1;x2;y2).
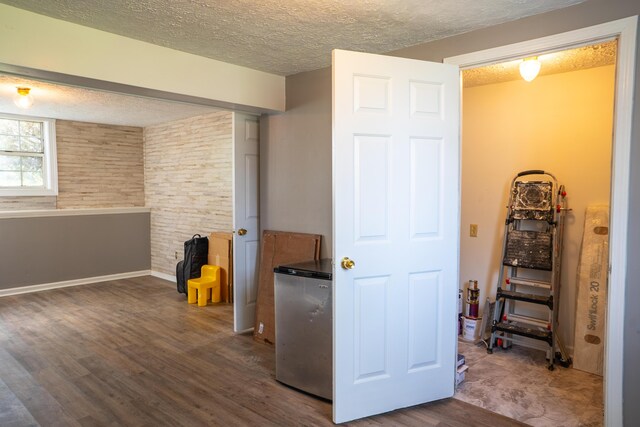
0;114;57;196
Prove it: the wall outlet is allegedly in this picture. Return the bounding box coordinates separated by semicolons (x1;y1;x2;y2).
175;251;179;260
470;224;478;237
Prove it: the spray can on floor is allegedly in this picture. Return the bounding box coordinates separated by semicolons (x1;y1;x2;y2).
466;280;480;318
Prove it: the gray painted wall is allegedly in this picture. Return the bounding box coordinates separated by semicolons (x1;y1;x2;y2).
0;212;151;289
260;0;640;423
260;68;332;258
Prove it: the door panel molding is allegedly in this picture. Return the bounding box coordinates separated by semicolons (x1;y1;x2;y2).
333;49;460;423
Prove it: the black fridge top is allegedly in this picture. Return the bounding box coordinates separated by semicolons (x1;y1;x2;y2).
274;259;333;280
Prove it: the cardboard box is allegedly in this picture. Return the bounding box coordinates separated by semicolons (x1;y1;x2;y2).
573;205;609;376
208;231;233;303
456;364;469;386
457;353;466;368
253;230;322;345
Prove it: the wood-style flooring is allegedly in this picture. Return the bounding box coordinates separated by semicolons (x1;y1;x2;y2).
0;276;525;426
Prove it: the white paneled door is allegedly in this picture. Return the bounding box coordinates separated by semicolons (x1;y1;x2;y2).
233;113;260;333
332;50;460;423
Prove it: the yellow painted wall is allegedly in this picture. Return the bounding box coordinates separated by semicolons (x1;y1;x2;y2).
461;65;615;352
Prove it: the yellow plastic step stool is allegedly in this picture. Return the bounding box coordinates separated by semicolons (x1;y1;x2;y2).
187;265;221;307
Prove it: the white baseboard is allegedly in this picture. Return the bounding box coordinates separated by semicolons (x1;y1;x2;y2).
0;270;152;297
150;270;176;284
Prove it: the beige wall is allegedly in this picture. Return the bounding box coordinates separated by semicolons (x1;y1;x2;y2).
144;111;233;276
56;120;145;209
461;65;615;350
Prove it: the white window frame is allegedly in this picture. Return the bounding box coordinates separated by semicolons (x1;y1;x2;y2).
0;113;58;197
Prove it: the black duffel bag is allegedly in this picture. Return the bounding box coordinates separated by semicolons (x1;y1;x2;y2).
176;234;209;294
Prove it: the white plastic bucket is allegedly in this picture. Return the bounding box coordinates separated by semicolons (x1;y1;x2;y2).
462;316;481;342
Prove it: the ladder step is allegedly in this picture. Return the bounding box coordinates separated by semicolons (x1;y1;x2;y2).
506;313;549;328
493;322;553;346
509;277;551;290
503;229;553;271
497;288;553;309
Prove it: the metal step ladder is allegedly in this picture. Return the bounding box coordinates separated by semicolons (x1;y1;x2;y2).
487;170;572;370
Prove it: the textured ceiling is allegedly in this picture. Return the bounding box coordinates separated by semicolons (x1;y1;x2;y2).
1;32;613;128
2;39;614;127
0;75;217;127
0;0;584;76
463;41;617;87
0;0;592;126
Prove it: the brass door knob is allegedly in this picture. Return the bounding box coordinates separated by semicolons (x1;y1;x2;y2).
238;228;247;236
341;257;355;270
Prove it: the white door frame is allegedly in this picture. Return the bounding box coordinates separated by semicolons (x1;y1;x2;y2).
444;16;637;427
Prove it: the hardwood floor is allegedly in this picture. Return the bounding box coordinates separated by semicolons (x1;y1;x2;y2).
0;276;525;426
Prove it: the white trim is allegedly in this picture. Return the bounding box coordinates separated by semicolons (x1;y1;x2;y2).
151;270;176;283
0;206;150;219
445;16;637;427
0;113;57;197
44;118;58;195
606;17;636;427
0;270;152;297
231;111;239;332
444;18;631;69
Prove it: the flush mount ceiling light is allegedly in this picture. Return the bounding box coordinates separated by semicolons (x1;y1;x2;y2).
14;87;34;109
519;57;541;82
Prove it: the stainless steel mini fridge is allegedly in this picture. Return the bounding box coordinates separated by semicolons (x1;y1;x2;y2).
274;259;332;400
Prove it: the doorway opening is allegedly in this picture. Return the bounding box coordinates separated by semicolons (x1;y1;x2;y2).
445;16;637;427
454;40;615;426
0;72;261;333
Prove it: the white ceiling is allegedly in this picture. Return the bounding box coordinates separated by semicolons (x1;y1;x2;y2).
0;75;218;127
1;0;584;76
0;0;589;127
463;40;617;87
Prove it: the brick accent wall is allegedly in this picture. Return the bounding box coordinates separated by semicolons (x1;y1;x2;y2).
56;120;145;209
144;111;233;276
0;120;145;211
0;196;56;210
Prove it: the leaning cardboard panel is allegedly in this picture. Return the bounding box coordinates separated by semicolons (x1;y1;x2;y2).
573;205;609;376
208;232;233;303
253;230;321;345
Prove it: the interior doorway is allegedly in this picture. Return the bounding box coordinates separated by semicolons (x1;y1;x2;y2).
445;16;637;426
0;71;260;330
453;40;615;426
